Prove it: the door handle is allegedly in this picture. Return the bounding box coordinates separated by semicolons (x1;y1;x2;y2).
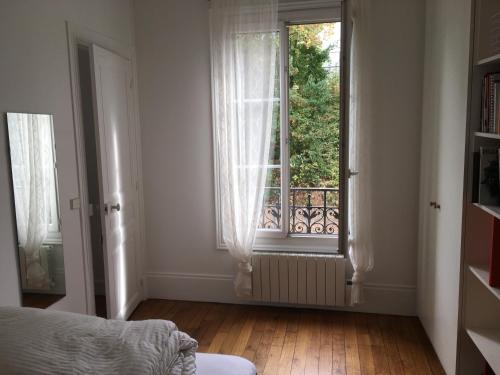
110;203;121;212
430;201;441;209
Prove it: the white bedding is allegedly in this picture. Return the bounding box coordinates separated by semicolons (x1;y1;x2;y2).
196;353;256;375
0;307;198;375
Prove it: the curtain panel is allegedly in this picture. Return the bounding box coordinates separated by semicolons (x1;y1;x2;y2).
210;0;279;296
348;0;375;305
8;113;52;290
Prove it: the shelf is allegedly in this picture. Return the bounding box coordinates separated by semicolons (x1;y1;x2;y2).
466;328;500;373
469;265;500;301
473;203;500;220
475;132;500;140
477;53;500;66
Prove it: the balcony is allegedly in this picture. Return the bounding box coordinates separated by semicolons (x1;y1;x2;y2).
259;187;339;235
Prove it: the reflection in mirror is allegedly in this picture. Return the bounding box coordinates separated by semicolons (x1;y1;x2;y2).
6;113;66;308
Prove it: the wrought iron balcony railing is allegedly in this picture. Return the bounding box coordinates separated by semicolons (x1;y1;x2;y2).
259;187;339;235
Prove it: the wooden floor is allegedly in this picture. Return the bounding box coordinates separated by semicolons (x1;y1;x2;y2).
130;299;444;375
22;293;65;309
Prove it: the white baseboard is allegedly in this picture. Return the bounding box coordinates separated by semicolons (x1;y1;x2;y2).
144;271;416;316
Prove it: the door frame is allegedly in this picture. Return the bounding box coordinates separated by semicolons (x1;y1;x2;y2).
66;22;146;316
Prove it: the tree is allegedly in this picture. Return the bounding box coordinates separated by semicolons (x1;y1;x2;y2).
288;24;340;189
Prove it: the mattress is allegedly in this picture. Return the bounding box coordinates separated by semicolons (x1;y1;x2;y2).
195;353;256;375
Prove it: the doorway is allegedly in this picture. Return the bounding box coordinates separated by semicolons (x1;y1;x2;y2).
73;39;142;320
77;45;107;318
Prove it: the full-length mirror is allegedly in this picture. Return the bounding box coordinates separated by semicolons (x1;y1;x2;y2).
6;113;66;308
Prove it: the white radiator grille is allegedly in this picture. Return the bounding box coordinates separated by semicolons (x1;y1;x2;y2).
251;253;346;306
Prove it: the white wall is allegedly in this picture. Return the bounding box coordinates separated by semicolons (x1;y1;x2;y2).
0;0;136;312
135;0;425;315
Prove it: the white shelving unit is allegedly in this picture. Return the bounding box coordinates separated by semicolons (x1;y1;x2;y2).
459;1;500;373
465;328;500;373
468;265;500;300
477;53;500;66
475;131;500;140
473;203;500;220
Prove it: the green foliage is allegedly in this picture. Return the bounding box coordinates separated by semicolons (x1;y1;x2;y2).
288;24;340;188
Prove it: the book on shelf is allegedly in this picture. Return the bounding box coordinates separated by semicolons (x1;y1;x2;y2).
477;147;500;205
481;72;500;133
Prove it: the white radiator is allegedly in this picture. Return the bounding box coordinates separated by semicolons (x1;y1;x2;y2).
251;253;346;306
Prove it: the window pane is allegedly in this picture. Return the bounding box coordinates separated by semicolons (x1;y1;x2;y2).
288;22;341;235
262;100;281;230
259;32;282;231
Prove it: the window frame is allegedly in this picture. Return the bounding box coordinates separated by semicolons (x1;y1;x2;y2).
44;121;62;245
213;4;344;254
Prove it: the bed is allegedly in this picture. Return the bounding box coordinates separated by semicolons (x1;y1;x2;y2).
0;306;256;375
196;353;256;375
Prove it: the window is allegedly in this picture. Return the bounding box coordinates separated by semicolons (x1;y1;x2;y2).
215;6;344;253
9;114;62;245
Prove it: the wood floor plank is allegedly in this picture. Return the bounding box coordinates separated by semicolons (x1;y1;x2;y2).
411;320;445;375
242;309;269;362
277;311;299;375
171;301;201;333
318;310;334;375
331;312;346;375
356;313;376;375
254;309;280;374
403;316;433;375
262;311;288;375
207;305;240;353
232;312;257;356
196;304;227;352
365;314;389;375
185;302;211;333
129;299;445;375
394;315;431;375
291;311;313;375
219;307;248;354
344;313;361;375
403;317;435;375
304;311;320;375
188;302;214;339
378;315;405;375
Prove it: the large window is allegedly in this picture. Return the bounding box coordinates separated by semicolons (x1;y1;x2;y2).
257;18;342;249
215;7;344;253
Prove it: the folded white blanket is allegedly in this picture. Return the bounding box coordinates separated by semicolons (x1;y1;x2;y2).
0;306;197;375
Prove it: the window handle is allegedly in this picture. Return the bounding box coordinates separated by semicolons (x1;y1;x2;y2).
348;169;359;178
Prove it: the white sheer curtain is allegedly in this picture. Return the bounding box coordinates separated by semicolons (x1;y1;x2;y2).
348;0;374;305
8;113;52;290
210;0;278;296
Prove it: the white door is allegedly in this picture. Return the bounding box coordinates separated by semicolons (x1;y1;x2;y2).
90;44;141;320
417;0;471;372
